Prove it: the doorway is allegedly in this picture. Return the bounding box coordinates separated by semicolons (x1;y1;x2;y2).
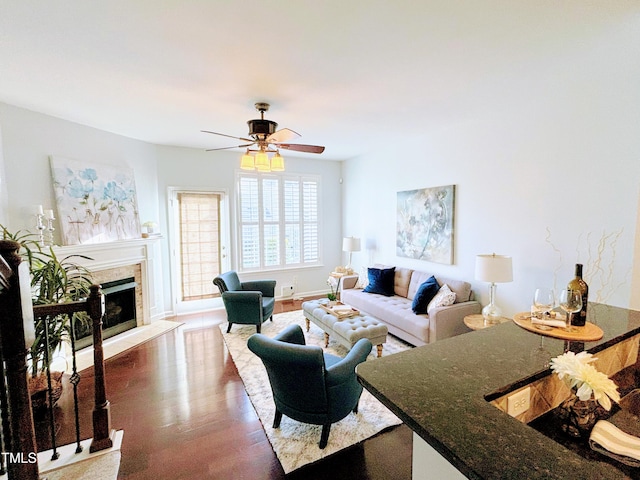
168;188;230;314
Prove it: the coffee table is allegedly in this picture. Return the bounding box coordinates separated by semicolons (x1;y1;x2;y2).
302;299;388;357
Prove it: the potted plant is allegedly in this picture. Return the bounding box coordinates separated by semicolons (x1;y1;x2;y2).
0;225;94;410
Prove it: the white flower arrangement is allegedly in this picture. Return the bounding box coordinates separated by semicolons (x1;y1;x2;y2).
550;351;620;411
326;276;339;301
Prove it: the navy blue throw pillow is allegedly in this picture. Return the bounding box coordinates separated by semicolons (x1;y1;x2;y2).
363;267;396;296
411;276;440;314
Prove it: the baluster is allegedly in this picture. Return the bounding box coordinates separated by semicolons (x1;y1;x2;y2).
88;285;112;452
42;313;60;461
68;312;83;453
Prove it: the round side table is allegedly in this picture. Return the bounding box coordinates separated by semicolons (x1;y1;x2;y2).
464;313;510;331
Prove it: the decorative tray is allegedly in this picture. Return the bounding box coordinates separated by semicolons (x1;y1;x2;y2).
513;312;604;341
319;301;360;319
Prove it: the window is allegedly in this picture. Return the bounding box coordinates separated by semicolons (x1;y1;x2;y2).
237;172;320;271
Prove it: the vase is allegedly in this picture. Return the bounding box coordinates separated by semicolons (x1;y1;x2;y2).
557;394;600;439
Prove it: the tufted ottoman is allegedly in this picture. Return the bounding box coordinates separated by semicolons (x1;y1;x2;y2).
302;300;388;357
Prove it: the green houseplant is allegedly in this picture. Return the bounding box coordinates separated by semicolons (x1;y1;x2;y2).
0;225;94;407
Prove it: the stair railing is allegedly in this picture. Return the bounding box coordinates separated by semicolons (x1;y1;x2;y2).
0;239;114;479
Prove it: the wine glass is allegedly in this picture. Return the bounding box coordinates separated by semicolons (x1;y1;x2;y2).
533;288;555;319
559;289;583;329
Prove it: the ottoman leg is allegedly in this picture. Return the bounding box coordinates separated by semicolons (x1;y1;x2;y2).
305;318;310;332
377;344;383;358
324;332;330;348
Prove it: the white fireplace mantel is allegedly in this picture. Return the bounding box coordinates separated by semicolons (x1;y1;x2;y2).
53;237;164;324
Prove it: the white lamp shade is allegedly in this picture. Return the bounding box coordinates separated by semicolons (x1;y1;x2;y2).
342;237;361;253
475;254;513;283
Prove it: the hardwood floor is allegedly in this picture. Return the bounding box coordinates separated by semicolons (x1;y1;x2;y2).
41;298;412;479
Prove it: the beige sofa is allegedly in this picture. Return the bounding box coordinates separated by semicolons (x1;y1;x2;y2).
340;266;481;346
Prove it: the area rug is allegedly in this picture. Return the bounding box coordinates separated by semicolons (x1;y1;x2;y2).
220;310;411;473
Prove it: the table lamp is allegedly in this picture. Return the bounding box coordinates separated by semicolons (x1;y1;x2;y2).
475;253;513;323
342;237;361;272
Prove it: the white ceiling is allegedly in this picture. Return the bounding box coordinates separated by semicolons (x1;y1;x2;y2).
0;1;637;160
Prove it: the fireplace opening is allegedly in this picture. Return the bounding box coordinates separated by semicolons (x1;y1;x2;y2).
74;277;138;350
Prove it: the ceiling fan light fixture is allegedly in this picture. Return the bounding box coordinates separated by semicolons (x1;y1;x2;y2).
240;151;255;170
255;150;270;171
270;152;285;171
202;102;324;168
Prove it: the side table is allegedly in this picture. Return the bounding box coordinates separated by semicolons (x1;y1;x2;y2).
329;272;359;300
464;313;510;331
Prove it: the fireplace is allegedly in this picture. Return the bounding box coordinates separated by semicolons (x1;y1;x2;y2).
53;237;164;335
74;277;138;350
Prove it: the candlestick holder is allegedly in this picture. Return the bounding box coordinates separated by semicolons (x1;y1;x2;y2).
35;213;46;247
46;216;56;246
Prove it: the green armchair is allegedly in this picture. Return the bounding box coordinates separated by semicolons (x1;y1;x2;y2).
247;324;372;449
213;271;276;333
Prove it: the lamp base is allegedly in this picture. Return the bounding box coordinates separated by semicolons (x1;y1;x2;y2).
482;282;503;325
482;304;503;324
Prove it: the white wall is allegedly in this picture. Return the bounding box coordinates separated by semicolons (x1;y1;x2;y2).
0;103;160;233
342;16;640;315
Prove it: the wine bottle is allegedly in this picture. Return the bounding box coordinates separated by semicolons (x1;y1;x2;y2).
567;263;588;326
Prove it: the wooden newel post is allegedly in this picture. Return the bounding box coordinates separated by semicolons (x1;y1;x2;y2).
0;240;39;480
88;284;113;452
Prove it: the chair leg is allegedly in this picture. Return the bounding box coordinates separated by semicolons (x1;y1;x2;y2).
226;323;232;333
256;324;261;334
353;399;360;414
319;424;331;449
273;410;283;429
270;315;273;322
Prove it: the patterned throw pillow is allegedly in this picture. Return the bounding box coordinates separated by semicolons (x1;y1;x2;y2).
356;266;369;289
427;284;457;312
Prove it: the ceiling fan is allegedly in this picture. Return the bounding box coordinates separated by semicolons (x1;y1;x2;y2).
202;102;324;153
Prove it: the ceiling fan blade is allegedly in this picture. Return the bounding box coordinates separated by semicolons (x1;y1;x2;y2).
201;130;254;143
206;143;255;152
275;143;325;154
266;128;301;143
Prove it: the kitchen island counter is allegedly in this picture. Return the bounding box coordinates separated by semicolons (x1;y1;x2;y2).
356;304;640;479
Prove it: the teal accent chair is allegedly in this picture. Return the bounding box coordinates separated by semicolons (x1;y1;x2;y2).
247;324;372;448
213;271;276;333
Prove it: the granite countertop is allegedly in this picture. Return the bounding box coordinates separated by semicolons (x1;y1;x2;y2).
356;304;640;479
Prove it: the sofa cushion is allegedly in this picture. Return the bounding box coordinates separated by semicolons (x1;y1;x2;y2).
427;284;456;311
411;276;440;314
394;267;413;297
363;267;396;296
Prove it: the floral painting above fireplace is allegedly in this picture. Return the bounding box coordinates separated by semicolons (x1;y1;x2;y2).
396;185;455;264
50;156;141;245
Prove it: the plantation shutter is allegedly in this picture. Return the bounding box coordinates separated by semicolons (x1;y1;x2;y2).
237;173;320;271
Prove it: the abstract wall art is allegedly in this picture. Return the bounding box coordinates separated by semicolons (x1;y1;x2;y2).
396;185;455;264
50;156;141;245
